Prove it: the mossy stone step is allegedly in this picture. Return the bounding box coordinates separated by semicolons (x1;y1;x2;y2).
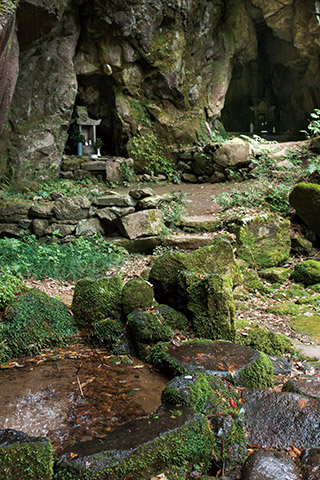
55;407;215;480
149;340;274;388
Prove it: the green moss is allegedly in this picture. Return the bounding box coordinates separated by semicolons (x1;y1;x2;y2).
266;301;300;316
157;305;189;331
291;314;320;343
4;289;77;359
127;309;173;360
285;285;310;300
0;434;53;480
149;238;241;309
240;325;292;355
237;351;274;389
0;272;26;309
308;283;320;293
122;278;154;316
147;341;189;377
259;267;291;284
292;260;320;286
71;276;122;327
230;213;291;268
91;318;127;353
187;274;236;341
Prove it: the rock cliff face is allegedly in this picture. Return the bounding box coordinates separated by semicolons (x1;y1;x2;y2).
0;0;319;188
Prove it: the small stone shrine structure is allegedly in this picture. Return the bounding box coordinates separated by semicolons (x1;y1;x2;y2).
250;99;275;134
76;106;101;155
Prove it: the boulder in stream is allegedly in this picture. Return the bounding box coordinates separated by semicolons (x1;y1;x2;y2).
242;449;300;480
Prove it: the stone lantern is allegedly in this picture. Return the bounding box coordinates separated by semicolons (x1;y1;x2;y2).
250;99;276;134
76;106;101;155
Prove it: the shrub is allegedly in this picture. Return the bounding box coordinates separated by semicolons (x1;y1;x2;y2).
0;272;25;309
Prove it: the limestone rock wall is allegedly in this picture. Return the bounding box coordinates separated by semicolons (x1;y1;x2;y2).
0;0;319;188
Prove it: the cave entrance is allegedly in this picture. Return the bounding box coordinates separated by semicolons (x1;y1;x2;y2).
221;17;319;139
67;75;125;157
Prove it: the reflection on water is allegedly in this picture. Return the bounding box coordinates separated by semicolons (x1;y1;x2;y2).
0;349;168;451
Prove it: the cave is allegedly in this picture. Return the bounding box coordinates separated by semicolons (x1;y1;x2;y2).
221;15;320;138
67;74;126;157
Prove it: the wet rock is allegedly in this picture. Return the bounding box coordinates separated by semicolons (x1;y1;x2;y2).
244;389;320;449
213;139;251;169
228;211;291;268
117;209;163;240
283;376;320;399
242;449;300;480
56;407;215;479
149;340;274;388
270;356;292;376
0;429;54;480
301;448;320;480
289;183;320;235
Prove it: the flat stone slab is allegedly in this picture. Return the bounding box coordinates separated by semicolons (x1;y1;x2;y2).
56;407;214;479
178;215;220;232
244;389;320;450
283;376;320;399
165;340;260;377
163;233;215;249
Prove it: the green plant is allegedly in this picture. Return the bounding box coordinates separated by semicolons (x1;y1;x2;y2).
69;127;85;145
0;234;127;281
302;109;320;138
94;137;104;150
117;160;136;186
131;133;174;176
160;191;186;232
0;272;25;309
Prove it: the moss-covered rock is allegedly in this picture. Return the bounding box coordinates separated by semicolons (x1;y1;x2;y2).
91;318;129;354
186;274;236;341
292;260;320;286
259;267;291;284
157;305;189;332
127;309;173;360
122;277;154;316
149;237;241;309
55;407;215;480
240;325;292;355
71;276;122;327
291;235;313;256
148;339;274;388
3;289;77;359
266;301;300;316
0;429;54;480
290;314;320;343
289;183;320;235
228;211;291;268
161;374;247;470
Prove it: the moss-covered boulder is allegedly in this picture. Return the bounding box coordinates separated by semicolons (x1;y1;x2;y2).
289;183;320;235
228;211;291;268
266;301;300;316
148;340;274;388
162;374;247;470
157;304;189;331
71;276;122;327
292;260;320;286
240;326;292;355
259;267;291;284
186;274;236;341
0;429;54;480
291;235;313;256
127;309;173;360
55;407;215;480
3;289;77;359
122;277;154;316
91;318;129;355
149;237;241;309
290;314;320;343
